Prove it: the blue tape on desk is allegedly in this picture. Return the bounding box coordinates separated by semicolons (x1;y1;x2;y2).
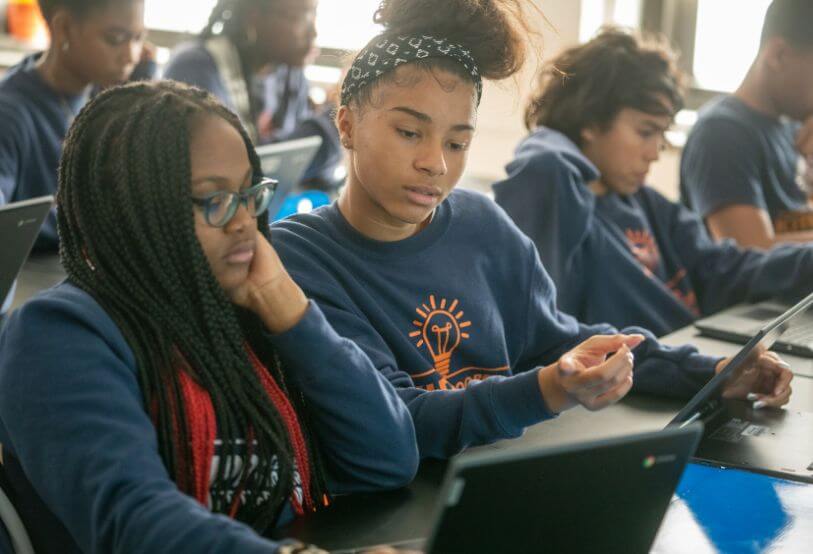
652;463;813;553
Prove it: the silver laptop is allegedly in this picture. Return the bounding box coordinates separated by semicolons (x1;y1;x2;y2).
670;291;813;483
255;136;322;219
0;197;54;310
695;299;813;360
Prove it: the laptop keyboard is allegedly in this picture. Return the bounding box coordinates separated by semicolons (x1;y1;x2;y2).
775;320;813;356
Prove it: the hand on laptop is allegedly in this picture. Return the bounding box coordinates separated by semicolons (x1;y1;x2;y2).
538;334;646;413
718;351;793;409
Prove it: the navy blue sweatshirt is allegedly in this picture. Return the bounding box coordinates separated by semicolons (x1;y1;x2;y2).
0;54;86;253
271;190;720;460
0;283;418;554
494;127;813;336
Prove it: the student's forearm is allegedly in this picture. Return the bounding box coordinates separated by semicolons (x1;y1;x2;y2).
270;303;419;492
396;370;557;459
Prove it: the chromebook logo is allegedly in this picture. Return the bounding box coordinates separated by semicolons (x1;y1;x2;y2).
643;454;677;469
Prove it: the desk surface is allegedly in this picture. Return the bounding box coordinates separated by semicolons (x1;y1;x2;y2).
273;328;813;553
9;263;813;551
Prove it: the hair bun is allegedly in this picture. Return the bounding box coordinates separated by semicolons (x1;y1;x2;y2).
374;0;534;80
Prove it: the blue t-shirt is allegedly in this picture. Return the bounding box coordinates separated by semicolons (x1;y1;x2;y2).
495;127;813;336
271;190;719;460
680;96;810;229
0;54;87;253
0;282;417;553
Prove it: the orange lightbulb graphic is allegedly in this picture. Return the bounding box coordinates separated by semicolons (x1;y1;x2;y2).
410;296;471;377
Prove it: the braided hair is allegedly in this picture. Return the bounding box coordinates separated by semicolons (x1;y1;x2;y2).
57;80;327;531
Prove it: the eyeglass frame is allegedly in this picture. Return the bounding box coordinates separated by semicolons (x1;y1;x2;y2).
191;177;279;228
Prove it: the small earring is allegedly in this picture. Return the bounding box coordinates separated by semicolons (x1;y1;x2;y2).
341;138;352;149
61;41;70;52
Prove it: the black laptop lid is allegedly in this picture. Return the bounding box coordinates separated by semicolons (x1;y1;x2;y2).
669;291;813;426
425;425;703;554
0;197;54;302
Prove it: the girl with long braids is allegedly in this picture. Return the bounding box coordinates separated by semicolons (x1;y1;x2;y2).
163;0;342;190
271;0;793;460
0;81;417;553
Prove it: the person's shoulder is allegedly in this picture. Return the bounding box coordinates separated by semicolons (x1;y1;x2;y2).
9;282;126;350
0;91;30;135
448;189;534;249
0;59;41;126
163;41;217;78
270;205;339;260
166;41;213;64
691;96;762;138
447;188;502;218
511;129;591;178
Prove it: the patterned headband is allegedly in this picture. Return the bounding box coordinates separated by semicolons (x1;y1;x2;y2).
340;33;483;107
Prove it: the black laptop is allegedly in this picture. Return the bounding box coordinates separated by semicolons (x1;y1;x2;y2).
695;299;813;360
669;291;813;483
337;426;702;554
0;197;54;311
255;136;323;218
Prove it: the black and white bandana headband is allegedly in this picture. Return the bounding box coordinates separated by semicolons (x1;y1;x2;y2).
340;33;483;107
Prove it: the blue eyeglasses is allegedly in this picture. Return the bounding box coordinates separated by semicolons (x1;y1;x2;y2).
191;178;278;228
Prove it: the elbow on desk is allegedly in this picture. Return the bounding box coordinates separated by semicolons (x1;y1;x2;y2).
369;430;420;490
331;432;419;493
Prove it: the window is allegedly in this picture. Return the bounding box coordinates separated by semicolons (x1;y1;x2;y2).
692;0;771;92
144;0;382;51
580;0;643;42
144;0;217;34
639;0;774;99
315;0;382;51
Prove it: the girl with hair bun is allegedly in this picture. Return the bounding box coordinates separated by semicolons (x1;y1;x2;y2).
272;0;792;460
0;80;417;554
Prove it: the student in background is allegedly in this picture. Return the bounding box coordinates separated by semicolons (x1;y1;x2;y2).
271;1;792;461
681;0;813;248
0;0;151;316
0;81;417;554
163;0;342;191
495;28;813;337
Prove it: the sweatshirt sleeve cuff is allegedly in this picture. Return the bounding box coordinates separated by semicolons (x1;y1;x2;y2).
683;353;723;391
490;369;558;435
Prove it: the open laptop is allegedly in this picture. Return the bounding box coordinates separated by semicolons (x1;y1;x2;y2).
337;426;702;554
0;197;54;310
255;136;322;220
695;299;813;358
669;291;813;483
